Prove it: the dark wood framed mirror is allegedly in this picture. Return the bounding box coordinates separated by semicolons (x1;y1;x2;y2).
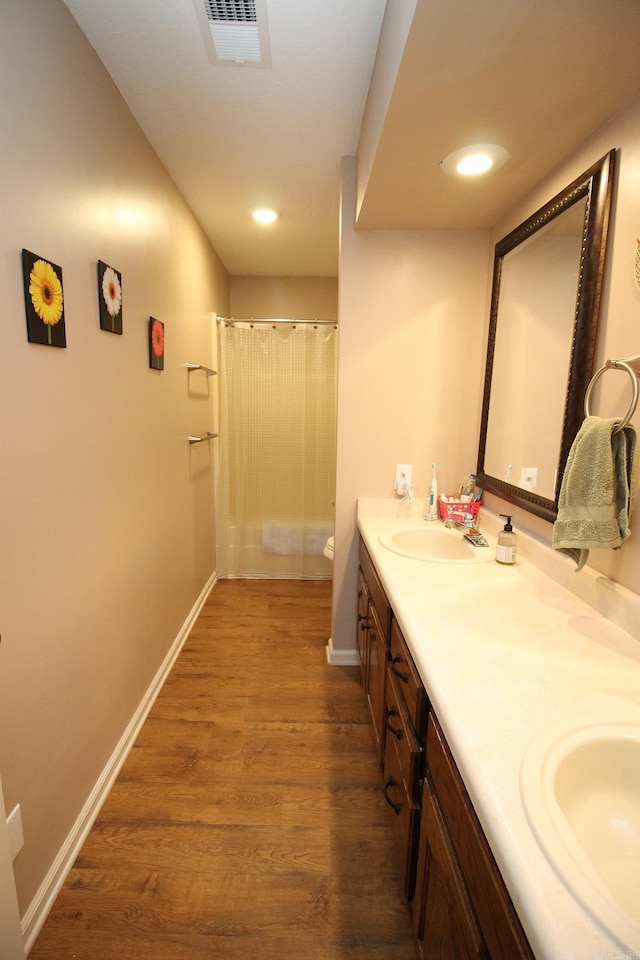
476;149;616;523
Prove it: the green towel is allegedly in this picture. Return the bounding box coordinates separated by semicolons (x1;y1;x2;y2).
552;416;636;571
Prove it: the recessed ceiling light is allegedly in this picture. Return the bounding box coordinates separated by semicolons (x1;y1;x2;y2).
252;208;278;223
440;144;509;177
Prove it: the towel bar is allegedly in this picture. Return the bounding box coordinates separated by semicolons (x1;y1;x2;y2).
186;363;216;377
188;431;218;444
584;355;640;431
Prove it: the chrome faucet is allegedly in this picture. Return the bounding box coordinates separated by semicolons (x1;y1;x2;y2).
443;510;478;531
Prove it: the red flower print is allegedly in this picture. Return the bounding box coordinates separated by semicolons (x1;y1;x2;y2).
151;318;164;358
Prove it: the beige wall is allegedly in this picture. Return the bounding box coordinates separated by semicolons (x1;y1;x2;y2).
333;95;640;656
0;0;229;928
483;93;640;595
230;276;338;319
332;156;491;652
356;0;418;220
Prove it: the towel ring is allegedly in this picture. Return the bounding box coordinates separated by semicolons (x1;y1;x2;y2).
584;359;639;431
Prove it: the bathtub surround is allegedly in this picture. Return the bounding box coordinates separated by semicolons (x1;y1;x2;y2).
261;521;333;558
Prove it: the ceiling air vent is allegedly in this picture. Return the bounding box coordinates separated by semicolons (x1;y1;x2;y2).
203;1;257;21
194;0;271;68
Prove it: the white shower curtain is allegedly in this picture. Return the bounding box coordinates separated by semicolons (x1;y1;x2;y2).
216;320;338;578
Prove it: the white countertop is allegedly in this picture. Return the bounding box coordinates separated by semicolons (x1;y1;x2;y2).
357;502;640;960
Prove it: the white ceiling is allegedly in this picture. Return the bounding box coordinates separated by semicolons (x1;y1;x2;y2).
61;0;386;277
358;0;640;233
62;0;640;278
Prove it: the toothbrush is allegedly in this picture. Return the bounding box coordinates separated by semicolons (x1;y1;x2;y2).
428;462;438;516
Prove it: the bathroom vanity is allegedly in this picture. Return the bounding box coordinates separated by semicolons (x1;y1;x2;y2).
356;500;640;960
358;535;532;959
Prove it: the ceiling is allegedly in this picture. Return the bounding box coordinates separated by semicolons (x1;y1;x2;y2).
62;0;640;278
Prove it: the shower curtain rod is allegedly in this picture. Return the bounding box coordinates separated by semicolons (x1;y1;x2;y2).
217;317;337;327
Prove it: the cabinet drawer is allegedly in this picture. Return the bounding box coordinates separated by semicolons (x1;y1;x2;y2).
359;539;390;639
385;667;423;802
389;618;428;738
427;716;534;960
383;724;421;900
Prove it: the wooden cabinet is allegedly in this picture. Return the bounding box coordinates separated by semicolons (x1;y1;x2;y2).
415;772;486;960
357;540;390;764
382;619;428;900
414;715;535;960
356;535;534;959
357;538;428;897
388;618;428;740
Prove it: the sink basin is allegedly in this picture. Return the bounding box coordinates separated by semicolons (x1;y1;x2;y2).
520;721;640;954
379;525;493;563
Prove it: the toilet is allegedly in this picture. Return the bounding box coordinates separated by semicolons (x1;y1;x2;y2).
323;536;334;658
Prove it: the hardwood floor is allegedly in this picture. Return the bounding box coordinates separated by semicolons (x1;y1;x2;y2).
30;579;416;959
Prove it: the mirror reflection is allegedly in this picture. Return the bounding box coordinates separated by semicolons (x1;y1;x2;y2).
477;150;616;522
484;199;587;500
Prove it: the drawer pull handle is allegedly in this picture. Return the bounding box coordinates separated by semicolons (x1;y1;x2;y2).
383;777;402;815
391;656;409;683
385;708;402;740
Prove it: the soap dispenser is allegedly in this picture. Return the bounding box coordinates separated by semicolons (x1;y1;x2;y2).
496;515;517;565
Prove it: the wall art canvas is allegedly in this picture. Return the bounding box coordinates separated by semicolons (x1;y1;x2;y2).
97;260;123;334
22;249;66;347
149;317;165;370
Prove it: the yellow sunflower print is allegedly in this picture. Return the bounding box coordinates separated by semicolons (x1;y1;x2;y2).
29;259;63;326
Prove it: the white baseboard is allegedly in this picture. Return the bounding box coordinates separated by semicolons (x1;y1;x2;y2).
22;570;217;953
325;637;359;666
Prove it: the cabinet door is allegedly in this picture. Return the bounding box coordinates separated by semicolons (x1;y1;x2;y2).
356;567;370;691
367;601;387;764
415;774;487;960
427;717;535;960
382;710;421;900
385;668;423;802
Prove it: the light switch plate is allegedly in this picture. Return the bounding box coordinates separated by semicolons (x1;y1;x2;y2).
6;804;24;860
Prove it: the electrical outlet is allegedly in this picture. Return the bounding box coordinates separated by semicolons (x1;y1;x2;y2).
394;463;413;495
520;466;538;490
6;804;24;860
